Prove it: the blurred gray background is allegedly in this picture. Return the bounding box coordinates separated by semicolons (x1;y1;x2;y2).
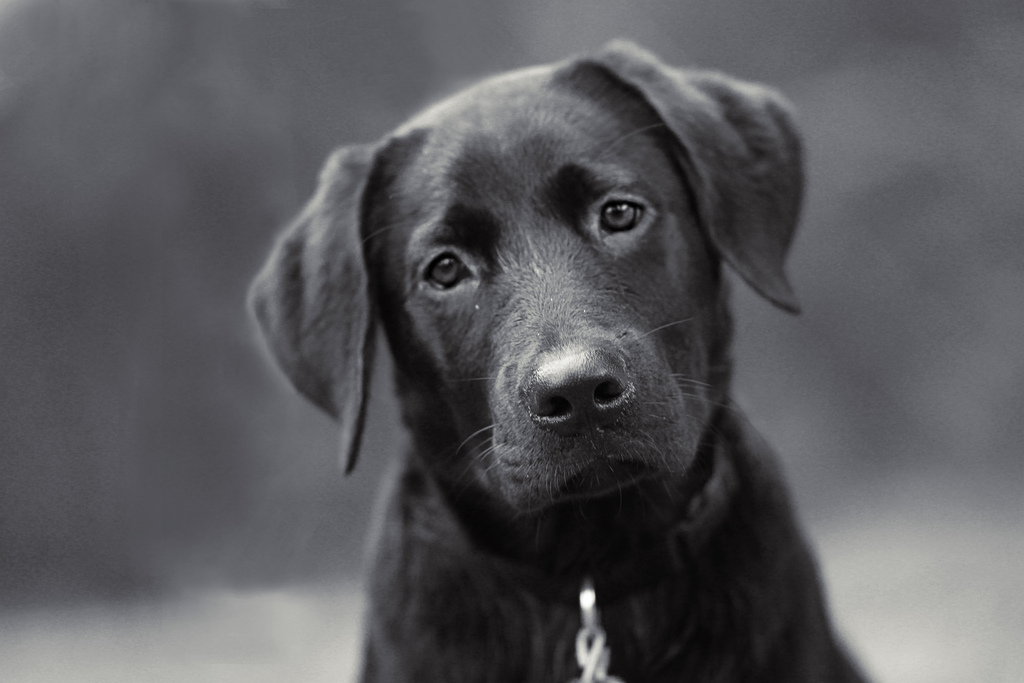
0;0;1021;681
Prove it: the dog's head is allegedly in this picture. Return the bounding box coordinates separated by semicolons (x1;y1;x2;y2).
250;41;803;513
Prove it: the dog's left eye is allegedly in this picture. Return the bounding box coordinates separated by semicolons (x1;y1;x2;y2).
600;201;643;232
426;254;468;289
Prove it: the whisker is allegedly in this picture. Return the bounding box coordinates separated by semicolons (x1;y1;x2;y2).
594;122;669;161
475;443;499;461
644;390;703;401
360;222;400;247
685;395;731;411
453;436;498;489
637;428;671;470
455;424;495;458
638;318;693;339
669;375;712;389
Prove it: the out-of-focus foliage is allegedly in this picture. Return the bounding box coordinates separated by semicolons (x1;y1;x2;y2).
0;0;428;602
0;0;1021;604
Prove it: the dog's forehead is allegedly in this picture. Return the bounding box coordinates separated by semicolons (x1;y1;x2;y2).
395;65;562;140
388;62;667;225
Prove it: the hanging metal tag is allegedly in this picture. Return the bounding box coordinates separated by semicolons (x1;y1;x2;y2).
569;577;625;683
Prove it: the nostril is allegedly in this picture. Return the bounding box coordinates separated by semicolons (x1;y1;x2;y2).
594;378;625;405
536;394;572;419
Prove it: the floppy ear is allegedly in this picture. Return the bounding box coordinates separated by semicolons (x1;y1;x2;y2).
589;40;803;313
249;144;377;474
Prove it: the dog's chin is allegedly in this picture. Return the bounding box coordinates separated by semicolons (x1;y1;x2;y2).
492;457;671;514
482;419;706;513
556;458;657;500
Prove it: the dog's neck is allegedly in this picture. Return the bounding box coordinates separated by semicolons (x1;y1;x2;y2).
418;407;738;605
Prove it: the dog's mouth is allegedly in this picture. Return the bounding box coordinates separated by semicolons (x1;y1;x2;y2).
555;458;656;501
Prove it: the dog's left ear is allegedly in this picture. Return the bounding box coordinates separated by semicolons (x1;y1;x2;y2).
589;41;803;313
249;144;377;474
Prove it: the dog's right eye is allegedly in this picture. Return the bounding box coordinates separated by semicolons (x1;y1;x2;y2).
426;254;468;289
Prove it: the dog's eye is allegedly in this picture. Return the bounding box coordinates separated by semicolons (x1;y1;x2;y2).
600;201;643;232
426;254;467;289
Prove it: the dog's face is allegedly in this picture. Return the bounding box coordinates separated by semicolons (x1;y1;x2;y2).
250;41;804;514
364;69;723;511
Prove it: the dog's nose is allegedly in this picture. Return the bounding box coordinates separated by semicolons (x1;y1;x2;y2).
522;348;633;435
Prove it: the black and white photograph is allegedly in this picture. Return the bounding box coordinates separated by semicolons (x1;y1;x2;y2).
1;1;1021;681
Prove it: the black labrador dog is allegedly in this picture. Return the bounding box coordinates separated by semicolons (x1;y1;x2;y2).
251;41;866;683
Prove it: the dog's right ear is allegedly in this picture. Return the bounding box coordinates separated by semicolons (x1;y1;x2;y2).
249;144;377;474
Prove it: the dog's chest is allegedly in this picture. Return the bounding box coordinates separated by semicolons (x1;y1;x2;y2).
369;569;581;681
366;511;701;682
367;570;718;683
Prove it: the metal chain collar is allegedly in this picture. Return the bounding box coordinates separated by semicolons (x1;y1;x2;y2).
570;577;625;683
